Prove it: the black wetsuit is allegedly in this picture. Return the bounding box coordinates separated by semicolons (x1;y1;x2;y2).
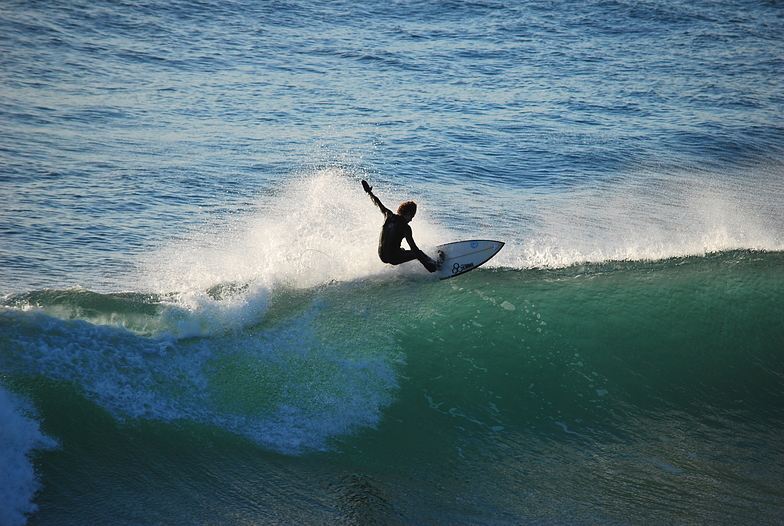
366;190;436;271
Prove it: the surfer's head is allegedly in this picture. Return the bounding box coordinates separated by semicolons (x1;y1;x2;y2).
397;201;417;221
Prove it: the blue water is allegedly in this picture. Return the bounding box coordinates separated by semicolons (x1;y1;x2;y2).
2;1;784;524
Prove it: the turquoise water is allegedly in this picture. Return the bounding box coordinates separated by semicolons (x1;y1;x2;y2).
2;0;784;524
3;251;783;524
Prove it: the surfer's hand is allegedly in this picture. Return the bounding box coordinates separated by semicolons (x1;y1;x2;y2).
361;180;372;193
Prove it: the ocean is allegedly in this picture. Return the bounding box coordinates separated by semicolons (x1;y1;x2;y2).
1;0;783;524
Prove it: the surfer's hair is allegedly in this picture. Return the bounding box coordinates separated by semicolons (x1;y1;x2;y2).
397;201;417;217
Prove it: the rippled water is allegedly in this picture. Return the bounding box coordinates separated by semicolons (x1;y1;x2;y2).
1;0;783;524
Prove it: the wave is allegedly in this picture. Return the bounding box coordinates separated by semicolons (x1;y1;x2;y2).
2;248;782;523
2;168;782;524
4;248;782;435
1;277;405;454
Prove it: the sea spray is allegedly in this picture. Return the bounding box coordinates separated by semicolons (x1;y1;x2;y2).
137;168;450;297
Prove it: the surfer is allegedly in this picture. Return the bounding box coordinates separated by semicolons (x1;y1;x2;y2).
362;179;439;273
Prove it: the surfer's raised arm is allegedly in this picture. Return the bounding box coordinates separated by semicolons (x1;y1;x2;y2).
362;179;392;217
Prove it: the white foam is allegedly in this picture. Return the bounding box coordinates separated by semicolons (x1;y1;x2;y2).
0;384;57;526
484;162;784;269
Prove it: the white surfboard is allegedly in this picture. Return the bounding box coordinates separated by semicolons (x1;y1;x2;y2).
434;240;504;280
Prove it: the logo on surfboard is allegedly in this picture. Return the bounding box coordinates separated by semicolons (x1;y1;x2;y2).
452;262;474;274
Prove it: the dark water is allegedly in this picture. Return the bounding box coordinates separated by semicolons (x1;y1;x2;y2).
1;0;783;524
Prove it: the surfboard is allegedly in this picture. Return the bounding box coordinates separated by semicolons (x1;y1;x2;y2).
434;240;504;280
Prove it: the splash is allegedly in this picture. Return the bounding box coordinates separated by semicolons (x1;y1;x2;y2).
488;162;784;269
134;167;449;335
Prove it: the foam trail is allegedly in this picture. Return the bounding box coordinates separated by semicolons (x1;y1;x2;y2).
0;384;57;526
